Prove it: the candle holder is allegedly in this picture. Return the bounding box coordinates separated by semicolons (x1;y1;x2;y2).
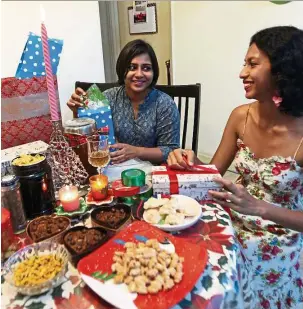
58;185;80;212
89;175;108;201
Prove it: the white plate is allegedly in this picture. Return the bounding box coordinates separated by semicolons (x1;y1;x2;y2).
143;195;202;232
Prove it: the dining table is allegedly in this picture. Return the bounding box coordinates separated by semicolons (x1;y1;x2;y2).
1;197;244;309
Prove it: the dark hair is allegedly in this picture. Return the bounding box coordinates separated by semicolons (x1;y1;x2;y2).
250;26;303;117
116;39;159;87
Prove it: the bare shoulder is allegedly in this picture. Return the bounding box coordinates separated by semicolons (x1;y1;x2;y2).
230;102;255;119
227;102;256;137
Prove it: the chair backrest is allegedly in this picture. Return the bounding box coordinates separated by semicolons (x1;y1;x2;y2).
75;82;201;153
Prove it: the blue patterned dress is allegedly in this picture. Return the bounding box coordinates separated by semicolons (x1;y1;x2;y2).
104;86;180;161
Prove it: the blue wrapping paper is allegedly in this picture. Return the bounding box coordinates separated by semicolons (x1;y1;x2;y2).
15;32;63;79
78;106;116;146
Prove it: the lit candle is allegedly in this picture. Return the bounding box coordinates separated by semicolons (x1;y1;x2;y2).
40;5;60;121
89;175;108;201
59;185;80;212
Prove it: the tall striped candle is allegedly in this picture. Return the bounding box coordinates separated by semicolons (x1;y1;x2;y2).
40;6;60;121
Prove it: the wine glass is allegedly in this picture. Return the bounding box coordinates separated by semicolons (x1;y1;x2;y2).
87;135;110;174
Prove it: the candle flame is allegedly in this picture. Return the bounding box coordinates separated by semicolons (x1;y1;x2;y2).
40;4;46;23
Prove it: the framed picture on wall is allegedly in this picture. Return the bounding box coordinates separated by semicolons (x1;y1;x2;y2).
128;3;157;35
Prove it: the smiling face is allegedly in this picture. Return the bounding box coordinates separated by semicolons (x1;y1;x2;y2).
239;43;276;101
124;53;154;93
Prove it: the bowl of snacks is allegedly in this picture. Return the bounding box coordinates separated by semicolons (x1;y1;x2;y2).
3;241;69;296
27;215;71;244
141;195;202;232
63;226;110;265
91;204;131;233
12;153;45;167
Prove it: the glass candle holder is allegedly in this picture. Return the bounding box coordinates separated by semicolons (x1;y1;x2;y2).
89;175;108;201
58;185;80;212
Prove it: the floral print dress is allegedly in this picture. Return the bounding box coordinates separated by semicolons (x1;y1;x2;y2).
232;108;303;309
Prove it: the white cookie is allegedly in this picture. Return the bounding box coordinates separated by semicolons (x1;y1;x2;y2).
164;213;185;225
143;208;162;224
143;197;170;209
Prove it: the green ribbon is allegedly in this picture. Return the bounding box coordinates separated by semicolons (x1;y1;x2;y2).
121;169;145;187
118;188;153;206
118;196;139;206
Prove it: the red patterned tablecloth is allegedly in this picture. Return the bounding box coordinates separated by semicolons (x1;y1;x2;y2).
1;203;243;309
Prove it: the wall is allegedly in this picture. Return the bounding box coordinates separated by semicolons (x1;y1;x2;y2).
171;1;303;157
117;1;171;85
1;1;105;123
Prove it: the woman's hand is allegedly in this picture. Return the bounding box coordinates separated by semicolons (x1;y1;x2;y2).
110;143;139;164
167;149;200;170
209;178;266;216
67;87;86;113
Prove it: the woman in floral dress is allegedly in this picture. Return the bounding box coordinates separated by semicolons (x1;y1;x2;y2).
168;26;303;308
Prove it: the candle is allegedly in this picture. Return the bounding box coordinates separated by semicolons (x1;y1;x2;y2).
40;5;60;121
89;175;108;201
59;185;80;212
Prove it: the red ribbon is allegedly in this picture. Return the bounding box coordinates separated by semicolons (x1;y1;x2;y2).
152;165;219;194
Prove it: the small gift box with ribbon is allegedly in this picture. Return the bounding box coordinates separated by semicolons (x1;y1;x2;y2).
152;165;222;201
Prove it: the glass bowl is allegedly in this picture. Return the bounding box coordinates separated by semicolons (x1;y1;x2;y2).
3;241;69;296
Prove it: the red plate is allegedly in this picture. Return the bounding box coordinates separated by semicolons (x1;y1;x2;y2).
78;221;208;309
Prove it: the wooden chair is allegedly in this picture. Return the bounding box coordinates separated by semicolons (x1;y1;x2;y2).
75;82;201;154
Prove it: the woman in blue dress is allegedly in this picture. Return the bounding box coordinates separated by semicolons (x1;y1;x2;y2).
67;40;180;164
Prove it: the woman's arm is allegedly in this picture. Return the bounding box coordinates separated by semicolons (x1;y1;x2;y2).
261;203;303;232
110;143;164;164
167;105;246;173
210;106;246;175
209;178;303;232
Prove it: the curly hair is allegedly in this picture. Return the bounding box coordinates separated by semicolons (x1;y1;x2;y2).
116;39;159;87
250;26;303;117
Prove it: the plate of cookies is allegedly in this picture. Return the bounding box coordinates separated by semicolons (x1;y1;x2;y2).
141;195;202;232
78;221;208;309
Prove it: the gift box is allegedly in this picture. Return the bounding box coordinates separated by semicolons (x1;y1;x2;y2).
15;32;63;79
77;84;115;146
152;165;222;201
1;76;60;150
2;32;63;150
1;140;49;176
